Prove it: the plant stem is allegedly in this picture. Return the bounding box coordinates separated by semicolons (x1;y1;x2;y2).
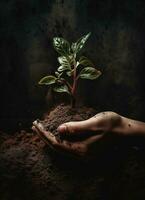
71;57;77;107
71;95;76;108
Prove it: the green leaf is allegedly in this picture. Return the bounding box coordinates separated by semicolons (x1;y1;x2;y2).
79;56;95;68
55;71;63;78
58;56;71;68
75;32;91;53
38;76;56;85
79;67;101;80
53;84;70;94
58;65;70;72
55;72;60;77
76;61;80;68
53;37;70;55
71;42;77;53
66;70;73;76
68;54;74;64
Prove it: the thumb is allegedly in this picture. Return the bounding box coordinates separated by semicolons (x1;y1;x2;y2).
57;119;94;136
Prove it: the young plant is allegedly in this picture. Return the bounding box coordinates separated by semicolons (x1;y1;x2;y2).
39;32;101;107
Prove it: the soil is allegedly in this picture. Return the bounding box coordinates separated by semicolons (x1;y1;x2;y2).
1;104;145;200
39;103;97;139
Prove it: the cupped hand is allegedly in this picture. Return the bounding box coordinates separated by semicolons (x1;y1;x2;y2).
32;112;122;158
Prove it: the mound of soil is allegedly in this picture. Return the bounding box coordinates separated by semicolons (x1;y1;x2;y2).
40;103;97;136
1;104;145;200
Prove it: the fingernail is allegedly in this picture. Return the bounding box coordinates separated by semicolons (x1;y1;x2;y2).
57;125;67;133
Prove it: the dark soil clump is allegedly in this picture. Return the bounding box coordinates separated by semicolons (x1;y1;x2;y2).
40;103;97;135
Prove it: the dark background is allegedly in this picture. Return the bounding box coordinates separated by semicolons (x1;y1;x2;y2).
1;1;145;200
1;0;145;132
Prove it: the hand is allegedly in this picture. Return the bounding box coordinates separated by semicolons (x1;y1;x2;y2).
32;112;122;158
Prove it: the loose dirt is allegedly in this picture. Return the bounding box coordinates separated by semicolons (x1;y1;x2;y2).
1;104;145;200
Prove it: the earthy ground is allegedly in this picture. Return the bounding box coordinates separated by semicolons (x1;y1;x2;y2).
1;104;145;200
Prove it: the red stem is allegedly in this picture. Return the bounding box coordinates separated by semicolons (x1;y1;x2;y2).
70;59;77;107
71;60;77;96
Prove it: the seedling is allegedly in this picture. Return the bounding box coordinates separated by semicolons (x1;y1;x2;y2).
39;32;101;107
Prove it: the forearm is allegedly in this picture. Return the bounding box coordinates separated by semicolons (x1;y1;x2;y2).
113;116;145;137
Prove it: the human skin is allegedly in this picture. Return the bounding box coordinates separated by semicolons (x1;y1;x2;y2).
32;112;145;158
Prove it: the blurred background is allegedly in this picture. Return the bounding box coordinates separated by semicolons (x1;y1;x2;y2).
1;0;145;132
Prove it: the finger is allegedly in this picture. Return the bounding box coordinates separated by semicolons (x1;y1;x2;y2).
33;121;58;146
32;126;55;148
56;140;87;157
32;126;49;145
32;125;85;157
83;133;104;146
32;121;82;155
57;121;89;134
57;118;102;137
